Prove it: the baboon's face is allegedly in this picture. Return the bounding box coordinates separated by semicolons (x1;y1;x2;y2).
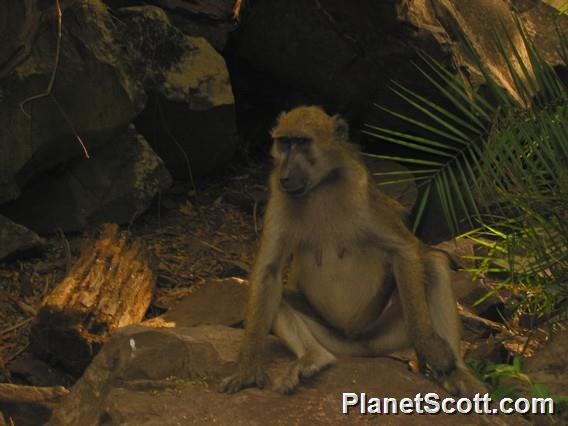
273;136;315;196
270;106;348;198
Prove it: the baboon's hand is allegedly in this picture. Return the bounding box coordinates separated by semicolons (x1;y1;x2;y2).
415;332;456;376
219;365;270;394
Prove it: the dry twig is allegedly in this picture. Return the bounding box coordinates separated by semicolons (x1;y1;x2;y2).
233;0;245;21
199;240;226;254
458;304;516;337
0;318;33;336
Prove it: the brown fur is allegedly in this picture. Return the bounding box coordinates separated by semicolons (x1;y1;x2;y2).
219;106;487;396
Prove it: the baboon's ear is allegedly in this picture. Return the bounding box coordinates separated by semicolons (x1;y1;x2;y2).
332;115;349;142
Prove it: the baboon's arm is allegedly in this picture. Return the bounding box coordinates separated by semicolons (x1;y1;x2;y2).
218;206;288;393
239;206;288;370
366;221;456;374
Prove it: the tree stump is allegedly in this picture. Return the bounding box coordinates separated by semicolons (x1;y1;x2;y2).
31;223;156;375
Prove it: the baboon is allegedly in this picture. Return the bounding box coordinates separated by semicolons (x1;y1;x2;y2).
220;106;485;395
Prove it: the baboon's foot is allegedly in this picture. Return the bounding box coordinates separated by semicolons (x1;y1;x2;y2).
416;332;457;376
219;366;270;394
273;350;336;394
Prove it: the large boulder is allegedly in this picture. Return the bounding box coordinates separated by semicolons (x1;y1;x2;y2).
48;325;525;425
1;126;171;233
117;6;238;178
0;0;237;234
227;0;567;124
101;0;238;51
225;0;568;243
0;0;145;205
0;215;43;262
514;0;568;76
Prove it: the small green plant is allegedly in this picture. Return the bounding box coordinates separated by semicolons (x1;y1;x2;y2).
469;356;545;399
468;356;568;418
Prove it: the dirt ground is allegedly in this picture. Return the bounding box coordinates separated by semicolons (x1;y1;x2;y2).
1;159;565;425
0;160;270;383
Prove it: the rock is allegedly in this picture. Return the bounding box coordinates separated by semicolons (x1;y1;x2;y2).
542;0;564;10
0;383;69;426
524;329;568;397
48;324;524;425
116;5;238;178
225;0;568;243
0;0;145;205
144;277;248;329
229;0;567;123
8;358;70;388
102;1;237;50
1;126;171;233
0;215;43;261
226;1;400;124
515;0;568;66
152;0;238;51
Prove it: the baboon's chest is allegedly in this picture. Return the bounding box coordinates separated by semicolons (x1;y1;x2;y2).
292;242;394;335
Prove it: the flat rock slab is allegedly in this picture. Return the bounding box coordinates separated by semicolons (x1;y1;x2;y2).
144;277;248;328
49;325;523;425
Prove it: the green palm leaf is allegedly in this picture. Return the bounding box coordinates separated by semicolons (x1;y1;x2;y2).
365;19;568;321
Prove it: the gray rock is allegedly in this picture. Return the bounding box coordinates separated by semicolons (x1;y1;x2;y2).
144;277;248;328
1;126;171;233
48;324;526;425
117;5;238;178
229;0;567;119
524;329;568;397
0;215;43;261
103;0;238;51
0;0;146;205
8;358;70;388
0;383;68;426
152;0;238;51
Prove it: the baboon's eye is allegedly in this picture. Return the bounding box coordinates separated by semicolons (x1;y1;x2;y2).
275;137;291;150
293;137;311;146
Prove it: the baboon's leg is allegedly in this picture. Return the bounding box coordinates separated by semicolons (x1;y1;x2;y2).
361;295;413;356
424;251;462;363
423;250;488;395
276;293;410;359
271;302;336;393
271;297;399;393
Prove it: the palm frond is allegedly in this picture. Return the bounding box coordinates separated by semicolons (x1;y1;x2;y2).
365;18;568;320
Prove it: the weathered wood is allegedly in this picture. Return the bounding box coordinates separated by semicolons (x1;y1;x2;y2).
31;223;156;375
